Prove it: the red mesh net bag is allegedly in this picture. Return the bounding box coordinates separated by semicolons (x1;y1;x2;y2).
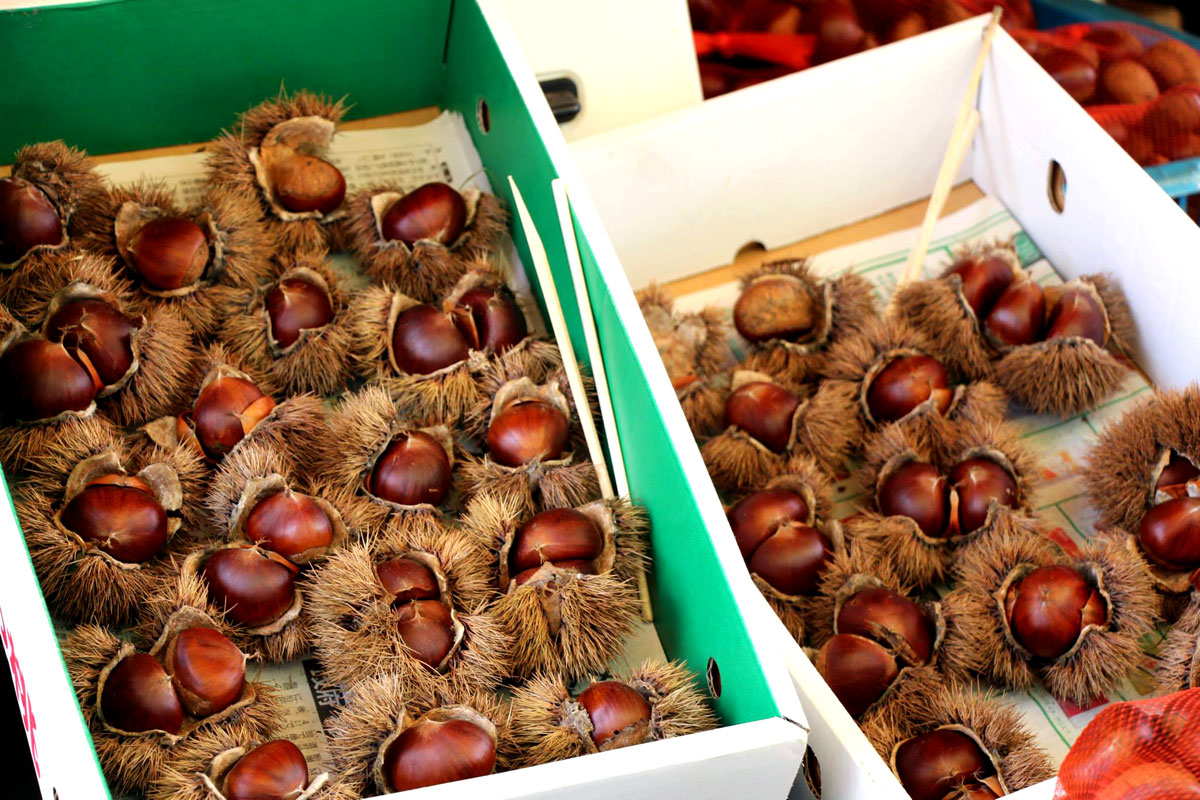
1054;689;1200;800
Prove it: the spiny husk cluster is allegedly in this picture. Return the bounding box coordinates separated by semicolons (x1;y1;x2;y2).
1155;597;1200;696
344;181;508;301
62;610;281;795
459;492;647;680
508;659;718;767
850;415;1039;589
940;522;1158;705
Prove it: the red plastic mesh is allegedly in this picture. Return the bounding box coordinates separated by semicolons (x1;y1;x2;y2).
1054;689;1200;800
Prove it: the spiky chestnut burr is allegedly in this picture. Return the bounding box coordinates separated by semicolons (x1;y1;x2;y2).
1154;597;1200;695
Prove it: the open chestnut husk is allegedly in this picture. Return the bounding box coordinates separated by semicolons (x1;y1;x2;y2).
853;415;1038;588
306;526;508;702
636;283;735;438
345;180;508;302
1153;597;1200;695
460;492;647;680
206;90;347;254
859;681;1054;800
1085;386;1200;617
701;370;857;492
62;606;281;795
733;258;877;385
940;520;1157;705
325;673;511;798
508;660;717;766
146;731;333;800
218;249;352;395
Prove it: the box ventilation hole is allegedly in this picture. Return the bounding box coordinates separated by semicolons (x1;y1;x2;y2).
706;657;722;699
477;98;491;134
1048;160;1066;214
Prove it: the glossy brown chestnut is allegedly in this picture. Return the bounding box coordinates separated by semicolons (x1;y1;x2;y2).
1158;451;1200;495
223;740;309;800
265;277;333;349
878;461;949;539
837;587;935;665
380;183;467;247
747;523;833;596
727;488;810;560
894;728;994;800
487;398;570;468
191;376;277;460
0;178;62;263
391;304;471;375
0;338;100;421
949;457;1019;535
45;298;138;387
1139;497;1200;570
164;626;246;717
125;216;209;290
509;508;604;575
367;431;453;507
944;254;1015;318
60;483;169;563
1046;288;1106;345
268;151;346;215
866;356;952;423
99;652;183;734
726;381;801;452
577;680;653;748
202;546;299;628
983;279;1045;346
382;717;496;792
806;0;866;63
1004;565;1107;660
394;599;456;669
451;287;528;353
244;490;333;559
814;633;899;718
377;557;440;604
732;276;818;343
1035;48;1098;104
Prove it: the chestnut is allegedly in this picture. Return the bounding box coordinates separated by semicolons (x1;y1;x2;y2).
125;216;209;290
878;461;949;539
487;398;570;468
0;338;99;421
393;599;456;669
1138;497;1200;570
202;545;299;628
164;626;246;717
380;183;467;247
377;557;440;604
837;587;935;664
244;490;333;559
727;488;809;560
814;633;898;718
451;287;528;353
866;356;952;423
45;298;138;387
191;376;277;460
267;150;346;215
1004;565;1107;660
367;431;452;507
732;275;818;343
265;277;333;349
1046;287;1106;345
747;523;833;596
894;728;994;800
983;279;1045;346
223;740;309;800
725;381;800;452
948;457;1018;535
59;482;169;563
382;716;496;791
509;508;604;578
99;652;183;734
1158;451;1200;495
576;680;652;748
944;254;1014;317
0;177;63;263
391;304;471;375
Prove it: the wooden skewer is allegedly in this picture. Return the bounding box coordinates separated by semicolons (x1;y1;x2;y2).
898;6;1003;287
552;178;653;623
